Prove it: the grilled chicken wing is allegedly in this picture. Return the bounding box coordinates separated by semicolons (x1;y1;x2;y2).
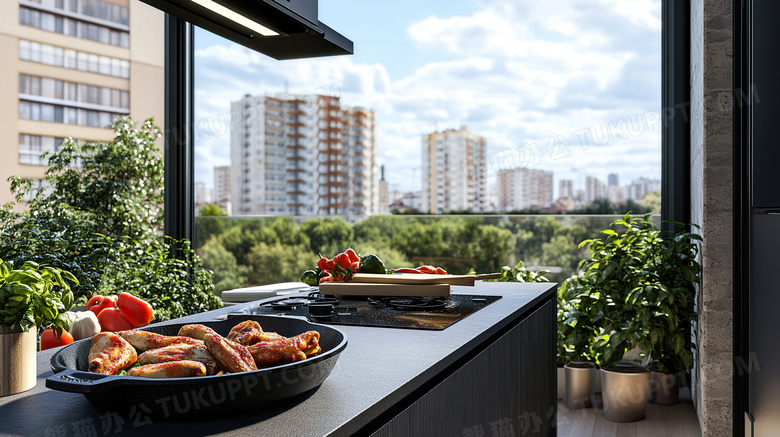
177;324;218;341
126;360;207;378
203;332;258;373
119;330;202;352
247;331;320;367
137;343;219;375
88;332;138;375
227;320;284;346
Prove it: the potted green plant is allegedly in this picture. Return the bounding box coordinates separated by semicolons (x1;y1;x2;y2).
636;224;701;405
557;283;600;409
0;258;77;396
565;214;662;422
563;213;701;420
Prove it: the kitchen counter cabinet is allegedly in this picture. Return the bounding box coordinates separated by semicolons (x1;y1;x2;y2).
0;282;557;437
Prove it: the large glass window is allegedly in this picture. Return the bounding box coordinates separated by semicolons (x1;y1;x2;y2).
193;1;663;291
20;40;130;78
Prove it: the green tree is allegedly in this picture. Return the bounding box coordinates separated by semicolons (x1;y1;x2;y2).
196;204;228;247
302;218;353;256
640;191;662;215
1;117;221;319
245;243;314;285
198;236;250;295
199;203;227;216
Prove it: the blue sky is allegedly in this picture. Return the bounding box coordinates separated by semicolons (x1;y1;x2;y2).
193;0;662;197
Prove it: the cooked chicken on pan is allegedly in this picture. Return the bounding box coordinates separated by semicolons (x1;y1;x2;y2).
177;324;218;341
127;360;208;378
87;320;320;377
119;330;202;352
88;332;138;375
203;332;258;373
137;343;219;375
248;331;321;367
227;320;284;346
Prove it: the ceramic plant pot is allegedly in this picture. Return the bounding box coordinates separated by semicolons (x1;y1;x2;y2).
0;325;38;396
564;361;597;409
557;366;566;400
600;364;651;422
650;370;680;405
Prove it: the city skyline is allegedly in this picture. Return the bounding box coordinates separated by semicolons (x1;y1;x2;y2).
193;1;663;200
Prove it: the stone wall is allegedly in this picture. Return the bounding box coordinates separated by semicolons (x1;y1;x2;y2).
689;0;733;435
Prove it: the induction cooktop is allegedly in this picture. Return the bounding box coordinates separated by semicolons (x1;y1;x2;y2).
239;291;501;330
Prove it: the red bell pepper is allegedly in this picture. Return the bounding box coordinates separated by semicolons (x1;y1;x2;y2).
87;295;118;317
116;292;154;327
345;248;360;263
97;307;135;332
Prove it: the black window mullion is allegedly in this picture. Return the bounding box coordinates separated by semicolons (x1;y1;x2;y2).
163;14;194;247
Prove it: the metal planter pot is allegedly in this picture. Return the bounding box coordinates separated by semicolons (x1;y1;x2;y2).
557;366;565;400
600;365;651;422
650;370;680;405
564;361;596;409
0;325;38;396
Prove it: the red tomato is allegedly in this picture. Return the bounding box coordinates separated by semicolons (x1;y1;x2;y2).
87;294;118;317
116;292;154;328
344;248;360;263
40;329;74;350
97;307;135;332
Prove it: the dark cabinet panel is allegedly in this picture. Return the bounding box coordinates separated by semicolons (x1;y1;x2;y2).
371;300;557;437
751;1;780;208
749;214;780;436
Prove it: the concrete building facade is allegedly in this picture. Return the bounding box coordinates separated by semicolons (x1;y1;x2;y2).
421;126;487;214
496;168;553;212
0;0;165;207
230;94;377;217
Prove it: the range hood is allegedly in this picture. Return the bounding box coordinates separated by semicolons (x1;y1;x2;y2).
138;0;353;60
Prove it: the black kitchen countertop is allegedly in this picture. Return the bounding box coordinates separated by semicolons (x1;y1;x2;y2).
0;282;556;437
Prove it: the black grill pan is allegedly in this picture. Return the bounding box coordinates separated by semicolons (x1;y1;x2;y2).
46;315;347;419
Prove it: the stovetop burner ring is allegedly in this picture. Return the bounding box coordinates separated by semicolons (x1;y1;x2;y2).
385;297;447;311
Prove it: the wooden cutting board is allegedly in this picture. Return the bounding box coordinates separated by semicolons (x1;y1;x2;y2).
350;273;502;286
319;282;451;297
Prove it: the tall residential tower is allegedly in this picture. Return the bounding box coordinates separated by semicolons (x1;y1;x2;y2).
230;94;378;217
421;126;487;213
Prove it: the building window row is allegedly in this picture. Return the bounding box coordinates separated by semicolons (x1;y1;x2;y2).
19;40;129;78
22;0;129;26
18;134;65;166
19;101;124;127
20;6;129;48
20;74;129;109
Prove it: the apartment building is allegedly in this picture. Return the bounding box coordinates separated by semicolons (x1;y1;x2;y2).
496;168;553;212
0;0;165;207
421;126;487;214
213;165;230;213
230;94;378;217
585;175;606;203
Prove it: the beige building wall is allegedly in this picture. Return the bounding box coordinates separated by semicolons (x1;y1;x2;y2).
0;0;164;208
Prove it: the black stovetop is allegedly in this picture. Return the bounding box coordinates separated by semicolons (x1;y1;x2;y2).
243;291;502;330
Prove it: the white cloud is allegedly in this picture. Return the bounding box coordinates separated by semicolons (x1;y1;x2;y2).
192;0;662;197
